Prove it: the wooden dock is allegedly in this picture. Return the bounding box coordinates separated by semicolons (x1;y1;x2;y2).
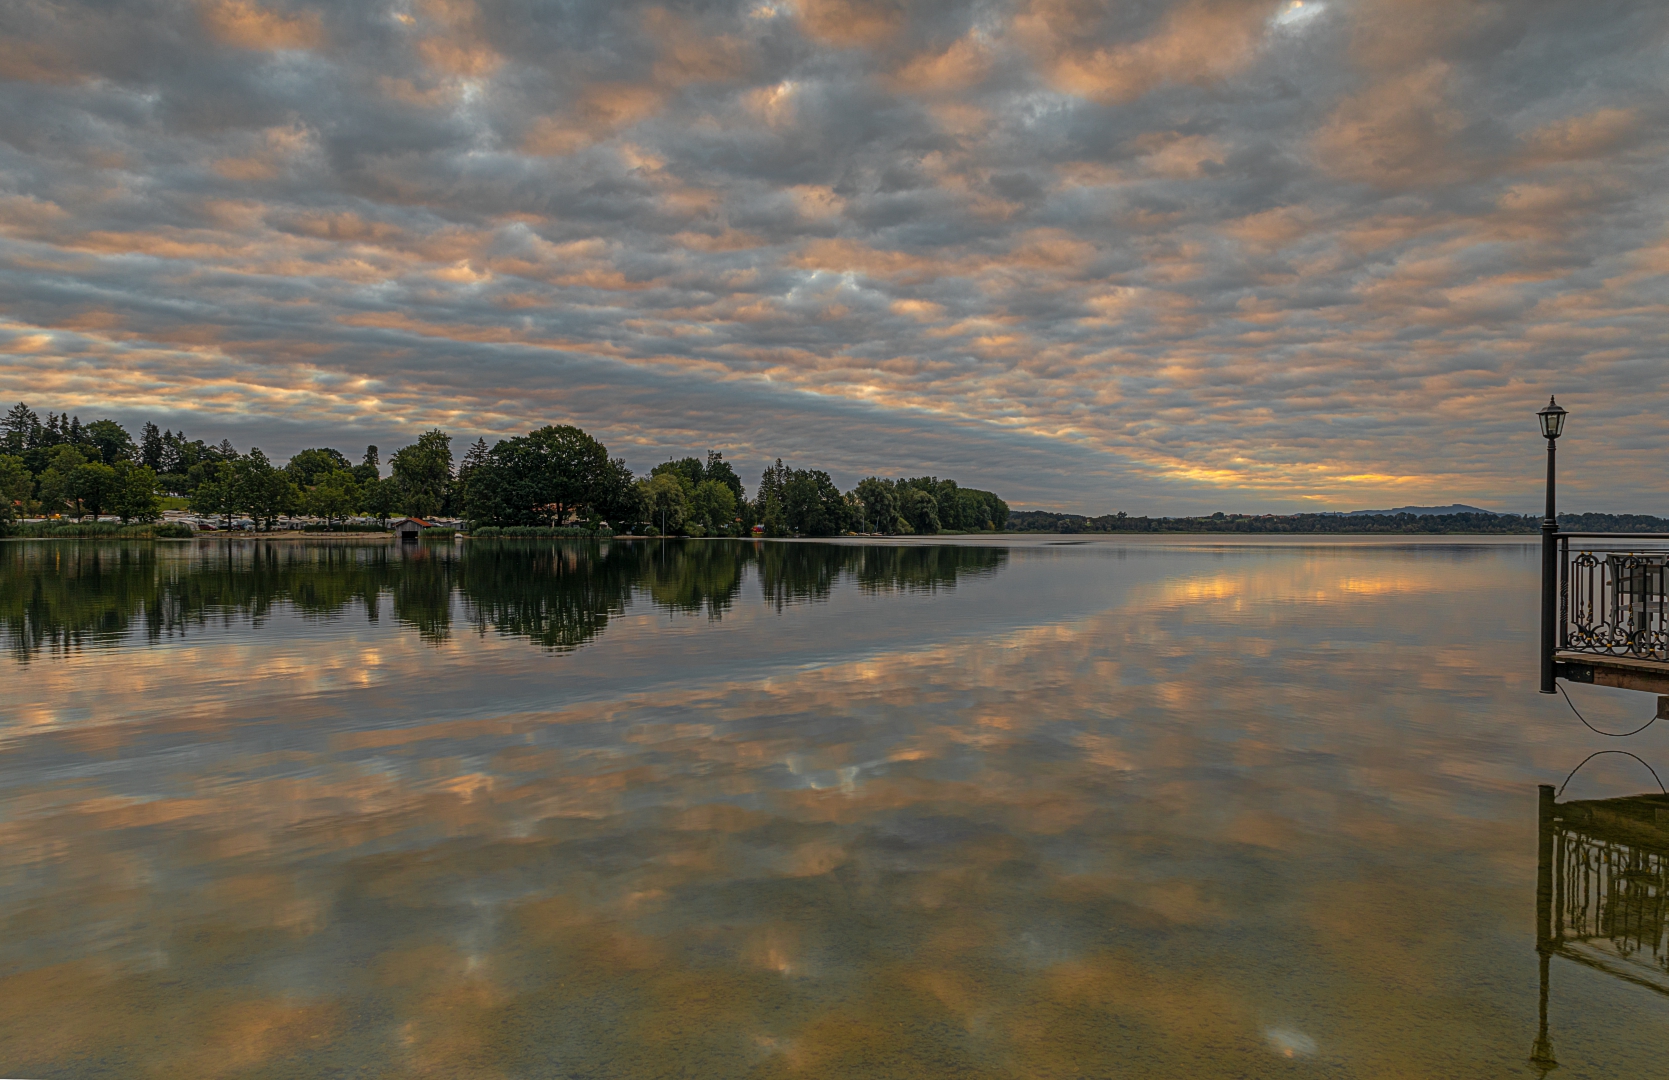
1554;651;1669;697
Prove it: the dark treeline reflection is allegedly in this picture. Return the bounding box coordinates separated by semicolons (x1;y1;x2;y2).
1;539;1007;660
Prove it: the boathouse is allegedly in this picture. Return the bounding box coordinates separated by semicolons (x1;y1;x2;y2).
390;517;432;542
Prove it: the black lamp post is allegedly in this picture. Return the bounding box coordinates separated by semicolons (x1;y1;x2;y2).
1538;396;1567;694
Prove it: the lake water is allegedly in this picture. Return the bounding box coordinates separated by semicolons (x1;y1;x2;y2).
3;536;1668;1078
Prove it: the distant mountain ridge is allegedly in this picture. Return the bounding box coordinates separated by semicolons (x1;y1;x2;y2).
1004;510;1669;535
1343;503;1497;517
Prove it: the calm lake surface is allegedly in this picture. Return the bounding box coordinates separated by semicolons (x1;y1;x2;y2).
4;536;1668;1078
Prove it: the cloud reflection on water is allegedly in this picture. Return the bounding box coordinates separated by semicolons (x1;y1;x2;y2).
2;539;1667;1076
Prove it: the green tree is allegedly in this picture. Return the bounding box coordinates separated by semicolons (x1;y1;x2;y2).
457;437;489;484
0;454;32;524
652;451;744;505
463;426;623;528
455;437;490;519
306;469;361;529
753;461;847;536
595;456;640;529
361;475;398;526
705;451;744;503
690;479;738;534
285;447;353;488
782;468;849;536
754;459;791;536
37;445;95;517
899;486;940;534
390;430;453;518
139;422;164;470
652;457;705;491
353;445;381;486
236;449;301;529
852;477;900;534
111;461;163;524
85;419;136;465
637;472;688;535
3;403;37;455
72;461;119;518
189;462;237;527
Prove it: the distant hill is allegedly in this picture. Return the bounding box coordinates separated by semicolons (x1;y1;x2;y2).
1005;510;1669;535
1344;504;1497;517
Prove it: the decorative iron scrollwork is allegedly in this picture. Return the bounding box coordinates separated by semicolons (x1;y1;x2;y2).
1563;551;1669;662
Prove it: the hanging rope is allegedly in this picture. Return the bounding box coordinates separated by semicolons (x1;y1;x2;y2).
1557;681;1660;738
1557;750;1668;797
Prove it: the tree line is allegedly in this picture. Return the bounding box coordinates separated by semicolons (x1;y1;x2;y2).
1;406;170;525
1006;509;1669;534
2;404;1010;536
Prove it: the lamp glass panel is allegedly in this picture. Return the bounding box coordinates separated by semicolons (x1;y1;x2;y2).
1538;403;1566;439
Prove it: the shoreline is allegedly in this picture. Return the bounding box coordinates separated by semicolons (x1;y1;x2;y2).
0;530;1556;545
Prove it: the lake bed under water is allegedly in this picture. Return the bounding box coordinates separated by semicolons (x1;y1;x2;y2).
3;535;1667;1078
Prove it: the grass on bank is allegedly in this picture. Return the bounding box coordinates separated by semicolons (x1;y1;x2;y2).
2;521;197;539
467;525;601;538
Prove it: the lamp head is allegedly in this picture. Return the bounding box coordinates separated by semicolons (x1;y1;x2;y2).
1537;396;1567;440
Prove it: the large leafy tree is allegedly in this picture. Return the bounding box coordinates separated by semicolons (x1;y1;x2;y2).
753;460;848;536
704;451;744;503
464;425;623;527
649;451;745;503
899;486;940;534
361;475;397;526
111;461;163;524
234;449;301;529
37;445;95;517
637;472;688;534
189;463;237;528
652;457;705;491
390;430;453;518
285;447;353;488
85;419;136;465
782;468;849;536
305;469;361;528
852;477;900;534
690;479;738;533
71;461;119;518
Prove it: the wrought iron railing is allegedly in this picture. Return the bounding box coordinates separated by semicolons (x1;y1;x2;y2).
1558;535;1669;663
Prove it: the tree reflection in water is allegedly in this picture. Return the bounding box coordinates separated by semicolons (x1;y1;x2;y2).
0;538;1009;660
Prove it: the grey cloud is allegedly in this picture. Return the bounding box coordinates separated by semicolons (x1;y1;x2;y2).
0;0;1666;514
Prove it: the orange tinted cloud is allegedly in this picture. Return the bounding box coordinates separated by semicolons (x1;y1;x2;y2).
199;0;324;50
1019;0;1274;103
2;0;1666;512
791;0;905;47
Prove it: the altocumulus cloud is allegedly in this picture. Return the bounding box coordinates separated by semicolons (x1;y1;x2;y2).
0;0;1665;511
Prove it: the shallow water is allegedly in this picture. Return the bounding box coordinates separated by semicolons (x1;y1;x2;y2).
3;536;1667;1078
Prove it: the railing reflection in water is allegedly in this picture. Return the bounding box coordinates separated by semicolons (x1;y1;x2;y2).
1534;784;1669;1073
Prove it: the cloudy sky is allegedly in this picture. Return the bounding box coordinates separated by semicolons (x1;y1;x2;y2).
0;0;1664;512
